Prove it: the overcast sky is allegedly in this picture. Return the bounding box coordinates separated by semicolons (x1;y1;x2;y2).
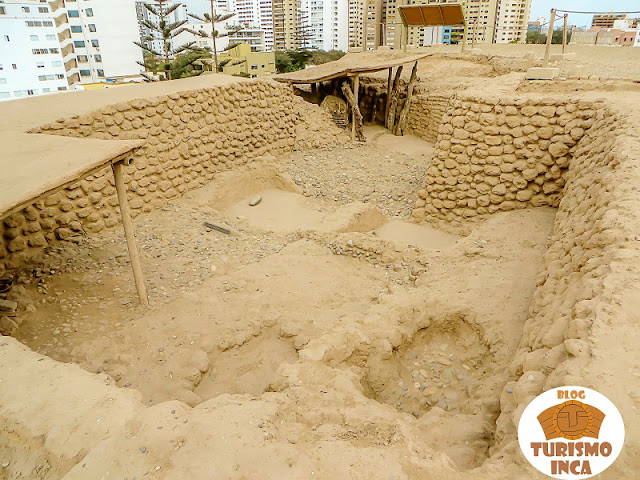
180;0;640;27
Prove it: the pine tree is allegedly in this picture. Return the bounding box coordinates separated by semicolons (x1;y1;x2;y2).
134;0;196;79
186;0;240;73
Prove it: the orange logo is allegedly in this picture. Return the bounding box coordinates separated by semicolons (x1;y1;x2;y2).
537;400;606;441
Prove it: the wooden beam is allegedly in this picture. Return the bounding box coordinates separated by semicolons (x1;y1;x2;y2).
342;80;365;142
386;65;403;133
562;14;568;55
351;75;360;140
543;9;556;67
394;61;418;136
112;160;149;306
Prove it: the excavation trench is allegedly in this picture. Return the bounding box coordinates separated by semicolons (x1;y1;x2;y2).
3;75;628;480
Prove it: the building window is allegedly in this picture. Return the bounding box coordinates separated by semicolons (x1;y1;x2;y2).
43;88;51;92
14;91;23;97
22;6;31;13
68;10;80;17
251;65;258;69
0;7;6;15
77;55;88;62
94;54;102;62
37;62;45;68
80;69;91;76
0;78;6;85
46;34;56;40
71;25;82;33
74;40;85;48
39;7;49;13
91;39;99;47
0;92;9;99
27;90;36;96
97;69;104;77
85;8;94;17
0;65;2;70
56;74;64;79
30;35;39;41
43;20;53;26
49;48;59;54
52;61;62;67
12;64;16;69
88;24;96;32
4;35;9;42
58;86;67;91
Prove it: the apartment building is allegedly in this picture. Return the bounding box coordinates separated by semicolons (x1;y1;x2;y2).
494;0;530;43
300;0;348;51
592;14;630;29
176;19;267;52
0;0;68;101
44;0;141;86
272;0;301;50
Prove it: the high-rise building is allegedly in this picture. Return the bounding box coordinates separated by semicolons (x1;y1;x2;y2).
0;0;68;102
301;0;348;51
493;0;530;44
272;0;304;50
47;0;142;84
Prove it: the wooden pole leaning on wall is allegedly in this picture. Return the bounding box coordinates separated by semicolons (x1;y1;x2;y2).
395;61;418;136
112;159;149;306
343;78;365;142
543;8;556;67
351;75;360;141
386;65;403;133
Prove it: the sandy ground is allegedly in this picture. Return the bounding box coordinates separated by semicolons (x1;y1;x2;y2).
3;126;557;475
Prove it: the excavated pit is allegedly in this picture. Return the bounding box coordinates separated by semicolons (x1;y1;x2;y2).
362;315;492;418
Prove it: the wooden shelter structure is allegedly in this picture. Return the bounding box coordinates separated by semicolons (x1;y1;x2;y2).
397;3;467;52
0;133;149;305
274;51;431;140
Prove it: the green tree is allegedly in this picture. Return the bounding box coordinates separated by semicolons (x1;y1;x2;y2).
134;0;196;79
187;0;239;73
527;30;546;44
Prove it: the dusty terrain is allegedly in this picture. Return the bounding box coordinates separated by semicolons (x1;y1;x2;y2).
1;49;640;480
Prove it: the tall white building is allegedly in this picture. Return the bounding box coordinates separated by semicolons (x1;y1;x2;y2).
61;0;142;82
302;0;348;51
0;0;69;101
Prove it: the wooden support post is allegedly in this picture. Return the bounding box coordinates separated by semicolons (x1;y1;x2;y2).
112;160;148;306
394;61;418;136
403;23;408;52
543;9;556;67
385;67;392;128
562;14;568;54
461;23;467;53
342;80;365;142
386;65;403;133
351;74;360;141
